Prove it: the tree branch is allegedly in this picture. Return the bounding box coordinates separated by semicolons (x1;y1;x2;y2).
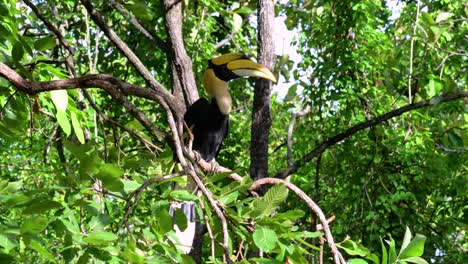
249;178;346;264
119;173;183;228
275;91;468;178
0;63;167;140
109;0;169;53
80;0;182;115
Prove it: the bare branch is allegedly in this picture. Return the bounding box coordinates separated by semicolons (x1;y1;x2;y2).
23;0;74;56
80;0;182;115
275;90;468;178
250;178;346;264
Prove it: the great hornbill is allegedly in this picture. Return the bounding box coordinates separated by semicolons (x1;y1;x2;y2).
184;53;276;163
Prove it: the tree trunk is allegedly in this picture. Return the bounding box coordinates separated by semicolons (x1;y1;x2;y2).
162;0;199;107
250;0;275;185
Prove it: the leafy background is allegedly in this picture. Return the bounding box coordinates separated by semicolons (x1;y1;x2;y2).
0;0;466;263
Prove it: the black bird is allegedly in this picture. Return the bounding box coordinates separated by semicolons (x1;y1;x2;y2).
184;53;276;162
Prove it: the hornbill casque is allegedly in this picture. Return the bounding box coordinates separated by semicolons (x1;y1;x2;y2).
184;53;276;163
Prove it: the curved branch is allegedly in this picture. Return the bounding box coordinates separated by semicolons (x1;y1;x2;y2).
0;63;167;140
275;90;468;178
250;178;346;264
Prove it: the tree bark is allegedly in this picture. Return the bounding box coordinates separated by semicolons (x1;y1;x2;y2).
162;0;199;107
250;0;275;183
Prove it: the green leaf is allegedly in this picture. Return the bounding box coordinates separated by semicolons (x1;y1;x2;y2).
380;238;388;264
50;90;68;112
21;216;48;234
12;41;23;61
284;84;298;102
386;237;397;263
0;234;17;252
156;210;173;234
83;231;118;245
34;36;56;51
60;217;80;235
23;199;62;214
249;184;288;219
88;214;113;231
271;209;305;221
29;240;56;262
436;12;452;23
71;111;85;144
219;191;238;206
0;3;9;17
127;3;153;21
232;13;243;32
400;226;412;255
0;181;22;194
400;256;429;264
169;190;198;201
427;79;442;97
348;259;368;264
97;164;124;192
174;208;188;231
56;110;71;136
399;234;426;259
339;240;369;257
253;227;277;252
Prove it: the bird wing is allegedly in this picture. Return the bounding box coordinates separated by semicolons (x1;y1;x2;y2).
184;98;210;128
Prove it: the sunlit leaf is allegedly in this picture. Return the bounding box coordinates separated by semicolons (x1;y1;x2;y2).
71;111;85;144
253;227;277;252
21;216;48;234
56;110;71;136
83;231;118;245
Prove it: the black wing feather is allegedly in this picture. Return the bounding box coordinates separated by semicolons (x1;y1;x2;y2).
184;98;229;162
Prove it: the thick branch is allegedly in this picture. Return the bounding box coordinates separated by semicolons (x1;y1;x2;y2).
275;91;468;178
0;63;167;140
249;178;346;264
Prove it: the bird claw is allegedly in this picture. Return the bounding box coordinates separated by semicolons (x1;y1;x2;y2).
193;151;202;162
209;159;220;173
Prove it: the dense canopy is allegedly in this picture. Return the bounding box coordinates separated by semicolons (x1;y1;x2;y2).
0;0;466;263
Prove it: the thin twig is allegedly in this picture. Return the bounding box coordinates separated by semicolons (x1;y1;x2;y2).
119;173;183;228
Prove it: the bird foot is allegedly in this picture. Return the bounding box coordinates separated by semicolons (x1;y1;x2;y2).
209;159;220;173
192;151;202;162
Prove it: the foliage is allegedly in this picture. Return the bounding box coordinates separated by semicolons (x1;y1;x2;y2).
0;0;466;263
342;227;428;264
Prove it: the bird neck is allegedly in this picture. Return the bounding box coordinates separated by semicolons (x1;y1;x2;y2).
204;69;232;115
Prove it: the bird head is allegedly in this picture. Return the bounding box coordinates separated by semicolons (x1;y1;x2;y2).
203;53;276;114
